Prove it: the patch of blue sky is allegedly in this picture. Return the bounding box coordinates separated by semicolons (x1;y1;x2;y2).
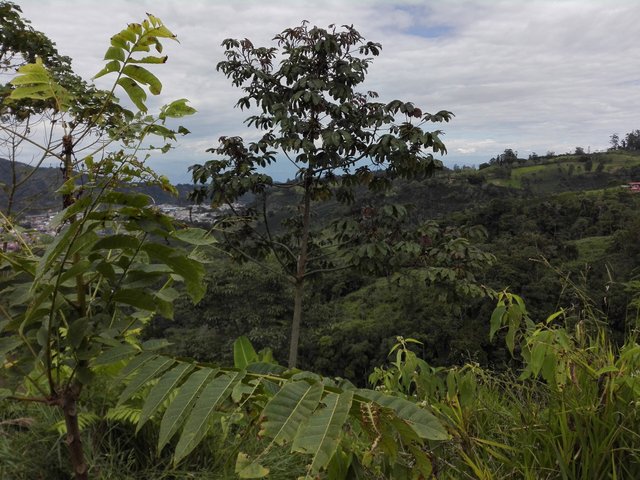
390;3;454;39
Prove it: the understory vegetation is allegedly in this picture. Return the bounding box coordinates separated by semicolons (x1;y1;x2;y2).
1;5;640;479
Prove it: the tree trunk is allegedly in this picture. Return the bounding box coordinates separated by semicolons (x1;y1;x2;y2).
61;384;88;480
288;174;312;368
288;278;304;368
62;134;74;209
59;133;88;478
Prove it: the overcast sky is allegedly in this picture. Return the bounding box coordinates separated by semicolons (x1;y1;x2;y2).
13;0;640;183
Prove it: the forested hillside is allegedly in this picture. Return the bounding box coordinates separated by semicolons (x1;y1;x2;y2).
0;157;195;212
149;149;640;379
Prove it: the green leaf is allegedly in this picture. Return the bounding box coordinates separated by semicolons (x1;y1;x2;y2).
118;356;175;405
129;55;168;64
141;339;172;351
92;343;138;366
142;243;205;303
174;371;245;464
94;59;122;79
0;337;22;361
506;313;519;355
35;221;81;281
122;65;162;95
171;227;216;246
236;452;270;478
161;98;197;119
67;318;89;349
100;191;151;208
260;381;324;446
292;391;353;475
138;362;194;431
489;305;506;341
117;77;147;112
104;46;125;62
58;259;91;286
112;289;157;311
92;234;141;251
8;57;71;110
116;352;155;379
234;336;258;369
356;389;449;441
158;367;217;451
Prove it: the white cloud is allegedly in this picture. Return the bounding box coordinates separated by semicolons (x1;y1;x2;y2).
11;0;640;180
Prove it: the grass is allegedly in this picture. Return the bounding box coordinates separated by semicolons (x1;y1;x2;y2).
0;401;307;480
483;151;640;192
570;235;613;264
371;292;640;480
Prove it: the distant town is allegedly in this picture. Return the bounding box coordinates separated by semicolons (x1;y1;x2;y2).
2;202;240;252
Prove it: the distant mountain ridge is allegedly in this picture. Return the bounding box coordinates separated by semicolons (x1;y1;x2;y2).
0;157;195;214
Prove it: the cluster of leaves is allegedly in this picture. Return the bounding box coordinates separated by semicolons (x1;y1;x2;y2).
113;336;448;479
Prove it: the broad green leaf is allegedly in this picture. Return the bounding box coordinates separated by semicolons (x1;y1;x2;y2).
137;362;194;431
161;98;197;119
545;308;565;325
158;367;216;451
92;343;139;366
116;26;137;43
8;57;71;110
49;196;92;228
171;227;216;246
174;371;245;464
489;305;506;341
234;336;258;369
292;391;353;474
118;356;175;405
356;389;449;441
122;65;162;95
142;243;205;302
92;234;141;251
99;191;151;208
129;55;168;64
104;46;125;62
141;339;172;351
35;221;81;281
67;317;89;349
112;289;157;311
117;77;147;112
94;59;122;79
506;313;519;355
110;34;129;50
232;378;262;404
236;452;269;478
0;337;22;361
58;259;91;286
116;352;155;379
260;381;324;446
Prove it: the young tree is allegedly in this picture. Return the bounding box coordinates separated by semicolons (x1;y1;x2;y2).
190;22;452;367
609;133;620;150
0;15;202;479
